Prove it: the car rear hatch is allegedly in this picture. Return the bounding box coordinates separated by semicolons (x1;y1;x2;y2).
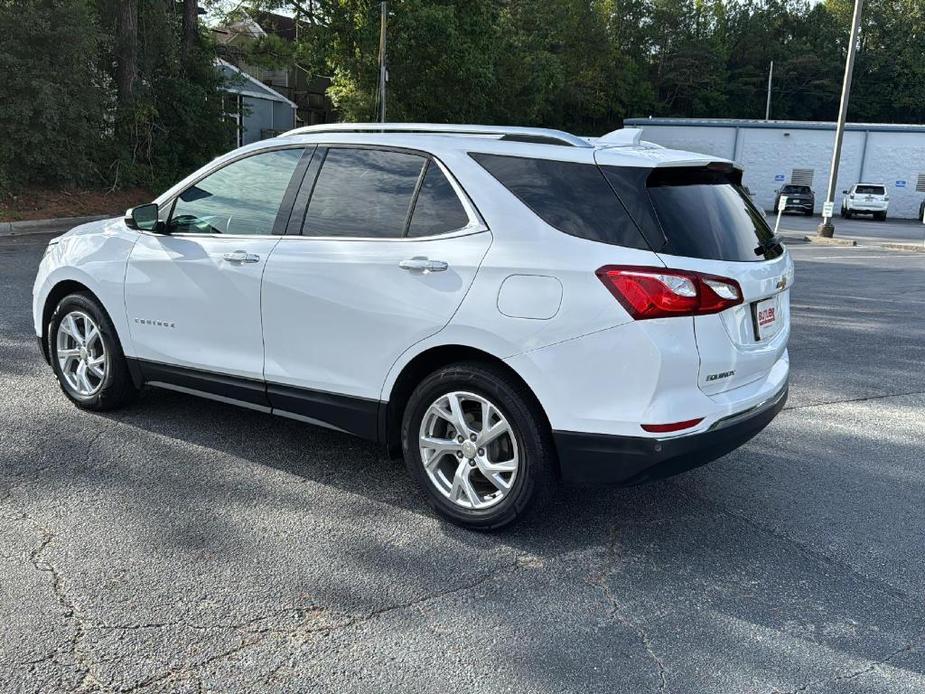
596;156;794;396
853;185;887;208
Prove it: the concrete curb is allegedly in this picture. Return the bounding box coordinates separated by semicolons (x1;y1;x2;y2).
0;214;111;237
802;235;858;247
880;242;925;253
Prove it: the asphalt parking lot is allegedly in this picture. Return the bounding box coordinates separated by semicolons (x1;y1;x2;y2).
1;230;924;693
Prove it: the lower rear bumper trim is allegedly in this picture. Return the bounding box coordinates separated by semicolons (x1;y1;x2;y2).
553;384;788;486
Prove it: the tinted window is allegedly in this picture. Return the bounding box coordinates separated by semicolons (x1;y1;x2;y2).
640;166;782;262
470;153;648;250
781;185;811;195
169;149;302;235
855;185;885;195
302;148;425;238
407;162;470;237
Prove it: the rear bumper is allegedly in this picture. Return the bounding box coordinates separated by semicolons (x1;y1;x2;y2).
553;382;788;486
846;204;888;212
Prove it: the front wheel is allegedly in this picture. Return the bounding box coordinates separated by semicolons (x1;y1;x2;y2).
48;292;138;411
401;362;556;530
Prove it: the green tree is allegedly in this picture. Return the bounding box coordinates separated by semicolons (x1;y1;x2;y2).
0;0;106;189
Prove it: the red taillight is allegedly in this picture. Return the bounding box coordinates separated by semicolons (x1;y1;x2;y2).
641;418;704;433
596;265;743;319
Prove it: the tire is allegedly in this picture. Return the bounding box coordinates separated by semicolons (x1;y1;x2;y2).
876;212;887;221
805;208;813;216
401;361;556;530
844;208;852;219
47;292;138;411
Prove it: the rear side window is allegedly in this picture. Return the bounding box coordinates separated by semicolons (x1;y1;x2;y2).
621;166;782;262
302;148;425;238
855;185;885;195
407;161;470;237
470;153;648;250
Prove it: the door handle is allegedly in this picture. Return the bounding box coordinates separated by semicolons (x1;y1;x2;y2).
223;250;260;264
399;257;448;273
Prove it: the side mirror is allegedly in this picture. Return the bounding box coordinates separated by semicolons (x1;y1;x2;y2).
124;203;164;233
841;190;848;195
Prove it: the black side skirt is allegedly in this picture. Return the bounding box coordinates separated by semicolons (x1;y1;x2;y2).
129;358;382;443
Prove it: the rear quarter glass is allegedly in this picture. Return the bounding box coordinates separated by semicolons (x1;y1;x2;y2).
469;153;649;250
603;165;783;263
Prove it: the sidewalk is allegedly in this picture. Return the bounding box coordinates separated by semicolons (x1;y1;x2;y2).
0;214;111;237
778;227;925;253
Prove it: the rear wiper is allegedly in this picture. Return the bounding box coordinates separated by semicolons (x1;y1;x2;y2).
754;235;783;256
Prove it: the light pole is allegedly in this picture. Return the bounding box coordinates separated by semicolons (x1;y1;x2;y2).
818;0;865;238
378;1;387;123
765;61;773;121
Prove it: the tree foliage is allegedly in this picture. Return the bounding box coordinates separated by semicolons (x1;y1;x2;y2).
2;0;924;192
249;0;924;133
0;0;232;192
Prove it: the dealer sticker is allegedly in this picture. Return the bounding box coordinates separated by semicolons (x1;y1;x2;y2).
753;296;780;341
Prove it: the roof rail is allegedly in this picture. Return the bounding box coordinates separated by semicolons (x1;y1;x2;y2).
281;122;593;148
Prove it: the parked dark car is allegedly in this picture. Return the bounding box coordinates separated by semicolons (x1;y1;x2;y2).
774;184;815;216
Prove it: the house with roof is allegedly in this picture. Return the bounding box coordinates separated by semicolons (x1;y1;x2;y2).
213;10;335;138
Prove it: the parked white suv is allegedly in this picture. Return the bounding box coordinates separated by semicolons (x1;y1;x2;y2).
33;123;792;529
842;183;889;220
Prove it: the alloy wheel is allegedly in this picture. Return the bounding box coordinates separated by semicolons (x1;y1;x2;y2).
56;311;107;396
418;391;519;510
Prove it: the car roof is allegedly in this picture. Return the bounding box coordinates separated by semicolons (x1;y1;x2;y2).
266;123;733;170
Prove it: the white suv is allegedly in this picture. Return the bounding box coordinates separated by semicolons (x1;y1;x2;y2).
33;123;792;529
842;183;890;220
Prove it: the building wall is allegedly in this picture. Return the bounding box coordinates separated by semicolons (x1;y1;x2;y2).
627;121;925;219
239;97;295;145
241;96;273;145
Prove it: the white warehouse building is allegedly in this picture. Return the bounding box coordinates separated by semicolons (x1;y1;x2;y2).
624;118;925;219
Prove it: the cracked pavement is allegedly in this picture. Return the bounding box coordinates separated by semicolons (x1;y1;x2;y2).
1;232;924;692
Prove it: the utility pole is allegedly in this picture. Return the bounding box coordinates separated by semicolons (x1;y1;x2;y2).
818;0;865;238
765;61;773;120
378;1;387;124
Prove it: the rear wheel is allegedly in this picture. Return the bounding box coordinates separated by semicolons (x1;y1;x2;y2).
876;211;887;221
401;362;555;530
48;293;138;411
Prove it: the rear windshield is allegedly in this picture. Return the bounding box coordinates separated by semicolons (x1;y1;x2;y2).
469;153;648;250
604;165;783;262
856;185;885;195
781;185;811;195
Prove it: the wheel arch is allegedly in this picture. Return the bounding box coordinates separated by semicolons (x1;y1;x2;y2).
40;280;127;376
380;344;556;473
